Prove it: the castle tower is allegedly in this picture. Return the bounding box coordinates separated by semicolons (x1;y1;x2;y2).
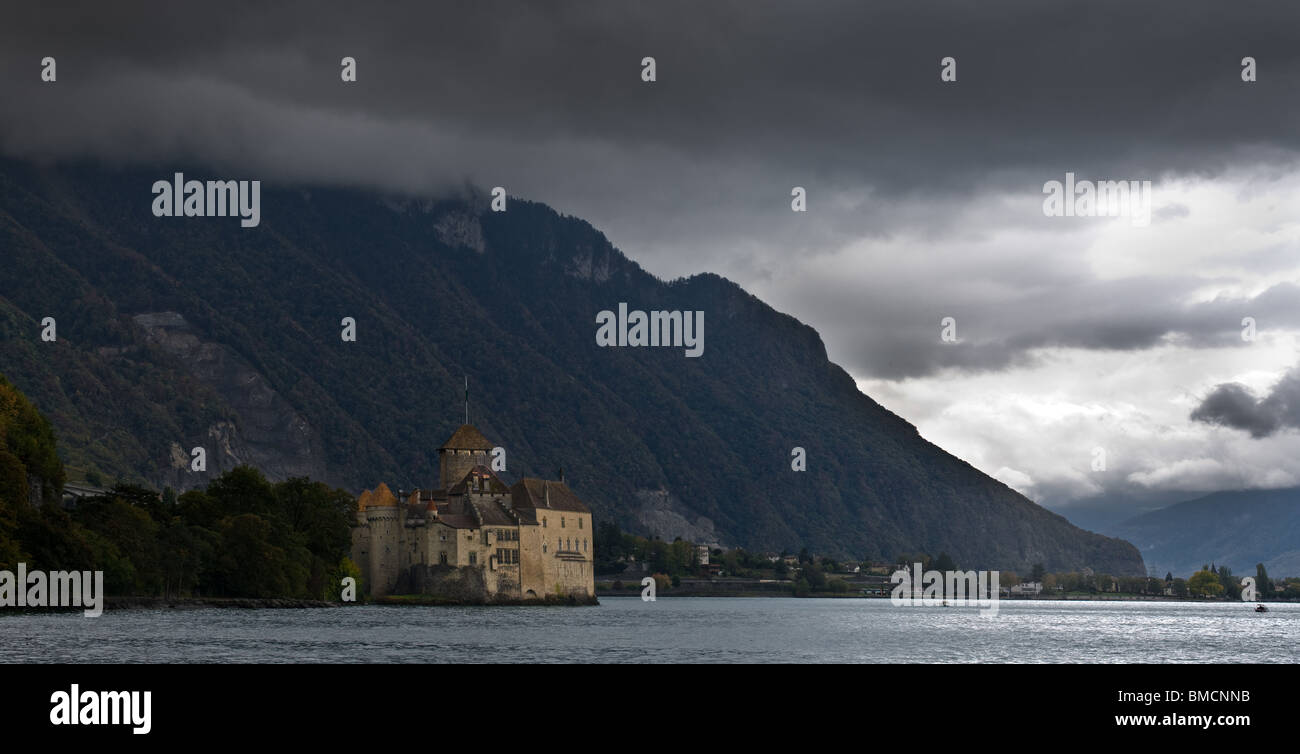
438;424;494;490
359;483;400;596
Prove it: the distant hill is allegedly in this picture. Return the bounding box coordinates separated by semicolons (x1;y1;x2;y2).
1108;488;1300;577
0;158;1144;574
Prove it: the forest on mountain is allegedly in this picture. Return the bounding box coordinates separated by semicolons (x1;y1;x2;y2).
0;159;1143;573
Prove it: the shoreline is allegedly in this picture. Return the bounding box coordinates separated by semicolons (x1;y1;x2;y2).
5;593;1288;613
595;589;1297;604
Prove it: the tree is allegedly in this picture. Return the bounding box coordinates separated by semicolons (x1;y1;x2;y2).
1216;565;1241;600
803;562;827;591
1031;563;1045;583
213;514;302;598
1188;569;1225;598
1255;564;1273;598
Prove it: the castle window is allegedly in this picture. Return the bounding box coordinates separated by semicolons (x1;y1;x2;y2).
578;518;583;530
469;552;477;566
561;517;566;528
584;539;588;552
439;552;447;565
543;517;547;528
543;542;548;554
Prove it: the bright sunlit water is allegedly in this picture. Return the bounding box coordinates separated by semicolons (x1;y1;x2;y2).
2;598;1295;663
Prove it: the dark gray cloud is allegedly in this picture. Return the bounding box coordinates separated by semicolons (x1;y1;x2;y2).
791;275;1300;380
0;0;1297;384
1192;368;1300;438
4;1;1300;514
2;1;1298;195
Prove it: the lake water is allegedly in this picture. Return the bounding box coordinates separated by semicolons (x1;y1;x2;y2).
1;598;1295;663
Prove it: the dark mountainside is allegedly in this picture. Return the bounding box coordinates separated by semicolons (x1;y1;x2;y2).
0;159;1144;574
1108;488;1300;577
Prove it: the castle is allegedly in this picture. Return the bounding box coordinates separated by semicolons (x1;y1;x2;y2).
351;423;595;602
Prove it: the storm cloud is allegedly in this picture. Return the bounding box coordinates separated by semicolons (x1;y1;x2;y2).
1192;368;1300;438
2;1;1299;512
2;1;1297;380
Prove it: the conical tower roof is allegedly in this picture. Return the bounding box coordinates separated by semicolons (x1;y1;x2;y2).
439;424;493;451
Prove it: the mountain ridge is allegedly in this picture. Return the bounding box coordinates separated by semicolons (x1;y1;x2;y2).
1108;487;1300;577
0;158;1145;574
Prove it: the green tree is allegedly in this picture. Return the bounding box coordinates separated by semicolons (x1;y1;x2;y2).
1188;569;1225;598
803;562;827;591
1216;565;1241;600
1255;564;1273;598
212;513;302;598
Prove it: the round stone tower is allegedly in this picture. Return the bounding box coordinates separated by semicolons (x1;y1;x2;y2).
362;483;400;596
438;424;494;489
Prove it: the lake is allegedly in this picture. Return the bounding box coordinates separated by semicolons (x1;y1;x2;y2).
1;598;1295;663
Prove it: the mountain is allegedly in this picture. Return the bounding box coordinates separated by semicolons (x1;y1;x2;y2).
1052;490;1193;536
0;158;1144;574
1108;488;1300;577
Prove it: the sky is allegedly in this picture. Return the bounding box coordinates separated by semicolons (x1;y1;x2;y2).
2;0;1298;525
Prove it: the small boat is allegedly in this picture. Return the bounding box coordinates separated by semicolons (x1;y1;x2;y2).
1255;604;1268;613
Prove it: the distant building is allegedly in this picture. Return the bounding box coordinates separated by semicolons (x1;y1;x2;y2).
60;482;111;508
1011;581;1043;596
351;423;595;602
696;544;711;566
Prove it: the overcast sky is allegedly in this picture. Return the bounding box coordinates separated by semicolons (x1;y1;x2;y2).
3;1;1298;522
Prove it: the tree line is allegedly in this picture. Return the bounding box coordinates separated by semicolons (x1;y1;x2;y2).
4;469;359;600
